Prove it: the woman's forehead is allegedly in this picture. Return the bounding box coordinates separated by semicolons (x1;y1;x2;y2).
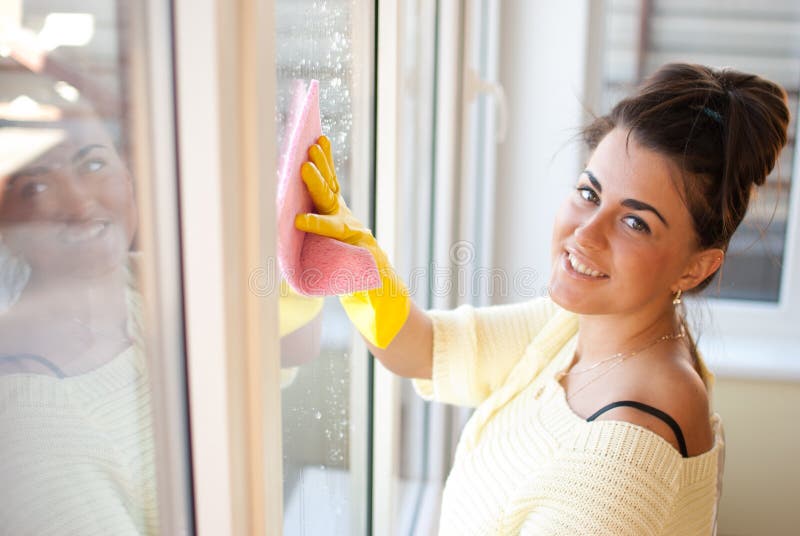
16;119;115;163
587;128;683;196
58;116;115;145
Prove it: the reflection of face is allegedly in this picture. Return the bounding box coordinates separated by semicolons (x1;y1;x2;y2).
549;128;697;315
0;118;137;281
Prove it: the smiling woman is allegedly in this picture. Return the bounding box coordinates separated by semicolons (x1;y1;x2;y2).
1;120;136;290
0;104;138;375
295;62;790;535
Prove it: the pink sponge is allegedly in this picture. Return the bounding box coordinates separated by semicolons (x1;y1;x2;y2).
277;79;380;296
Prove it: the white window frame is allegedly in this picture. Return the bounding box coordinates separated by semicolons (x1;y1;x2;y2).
127;0;194;533
174;0;280;534
347;3;377;536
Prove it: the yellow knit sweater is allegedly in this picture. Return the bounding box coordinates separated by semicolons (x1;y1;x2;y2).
414;297;724;536
0;346;157;535
0;283;157;535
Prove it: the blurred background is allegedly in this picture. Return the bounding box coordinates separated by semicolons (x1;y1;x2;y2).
1;0;798;535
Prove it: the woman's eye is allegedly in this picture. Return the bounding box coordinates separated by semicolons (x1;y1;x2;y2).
79;158;107;174
623;215;651;234
20;181;48;198
577;186;599;204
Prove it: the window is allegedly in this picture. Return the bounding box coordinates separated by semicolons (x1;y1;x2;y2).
0;1;191;533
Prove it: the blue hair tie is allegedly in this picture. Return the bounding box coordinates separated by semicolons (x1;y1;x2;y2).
702;107;723;125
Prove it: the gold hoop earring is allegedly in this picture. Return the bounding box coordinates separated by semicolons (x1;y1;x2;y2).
672;289;682;306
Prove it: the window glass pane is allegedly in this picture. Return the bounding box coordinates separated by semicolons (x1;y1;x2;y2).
276;0;373;533
0;2;190;534
599;0;800;301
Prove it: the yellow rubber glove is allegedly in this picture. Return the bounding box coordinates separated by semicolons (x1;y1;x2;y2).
294;135;410;349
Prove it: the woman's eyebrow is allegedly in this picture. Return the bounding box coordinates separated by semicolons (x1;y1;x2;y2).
582;169;669;227
582;169;602;192
4;144;109;187
621;198;669;227
72;144;107;163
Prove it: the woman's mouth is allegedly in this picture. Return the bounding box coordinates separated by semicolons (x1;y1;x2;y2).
564;251;609;279
59;220;110;244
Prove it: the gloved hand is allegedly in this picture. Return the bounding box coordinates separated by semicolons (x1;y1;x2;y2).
294;135;410;349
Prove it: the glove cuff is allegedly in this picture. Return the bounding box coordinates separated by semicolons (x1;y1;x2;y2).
339;273;410;349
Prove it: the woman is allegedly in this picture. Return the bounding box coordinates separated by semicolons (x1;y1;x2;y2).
295;63;790;534
0;101;158;533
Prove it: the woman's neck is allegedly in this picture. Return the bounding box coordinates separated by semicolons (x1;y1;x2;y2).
575;304;681;365
22;267;128;325
1;266;131;374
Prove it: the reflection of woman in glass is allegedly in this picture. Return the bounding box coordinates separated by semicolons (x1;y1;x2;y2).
0;97;157;533
298;64;790;534
0;115;137;373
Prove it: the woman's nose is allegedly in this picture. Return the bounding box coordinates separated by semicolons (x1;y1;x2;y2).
54;172;96;221
573;212;609;250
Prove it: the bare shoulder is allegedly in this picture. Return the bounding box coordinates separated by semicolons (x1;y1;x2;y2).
593;353;714;457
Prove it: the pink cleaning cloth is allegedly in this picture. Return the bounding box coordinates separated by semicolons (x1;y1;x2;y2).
277;79;380;296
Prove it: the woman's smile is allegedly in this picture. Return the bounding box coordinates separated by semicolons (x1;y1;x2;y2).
58;218;111;244
563;250;609;279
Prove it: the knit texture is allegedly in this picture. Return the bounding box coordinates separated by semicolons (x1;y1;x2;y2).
414;297;724;536
0;286;157;535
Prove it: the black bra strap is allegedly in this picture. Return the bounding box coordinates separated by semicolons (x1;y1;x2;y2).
0;354;67;378
586;400;688;458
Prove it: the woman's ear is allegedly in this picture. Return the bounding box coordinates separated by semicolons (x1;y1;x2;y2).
674;248;725;292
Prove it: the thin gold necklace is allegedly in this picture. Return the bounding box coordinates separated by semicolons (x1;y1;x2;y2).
557;328;686;401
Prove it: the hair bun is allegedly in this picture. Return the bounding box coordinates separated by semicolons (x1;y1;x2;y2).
713;67;790;188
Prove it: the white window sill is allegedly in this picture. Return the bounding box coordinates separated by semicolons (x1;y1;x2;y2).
698;336;800;381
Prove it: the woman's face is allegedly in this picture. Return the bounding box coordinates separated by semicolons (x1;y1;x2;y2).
549;127;700;316
0;117;137;281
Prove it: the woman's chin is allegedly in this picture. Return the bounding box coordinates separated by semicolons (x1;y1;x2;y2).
547;279;602;315
32;248;128;283
65;250;127;279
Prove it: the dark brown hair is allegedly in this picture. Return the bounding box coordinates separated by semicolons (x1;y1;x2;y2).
583;63;791;291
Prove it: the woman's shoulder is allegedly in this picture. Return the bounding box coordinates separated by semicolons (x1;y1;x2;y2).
0;319;52;376
586;351;714;458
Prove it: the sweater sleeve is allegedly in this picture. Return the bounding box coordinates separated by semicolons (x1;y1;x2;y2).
412;297;558;407
507;450;680;536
